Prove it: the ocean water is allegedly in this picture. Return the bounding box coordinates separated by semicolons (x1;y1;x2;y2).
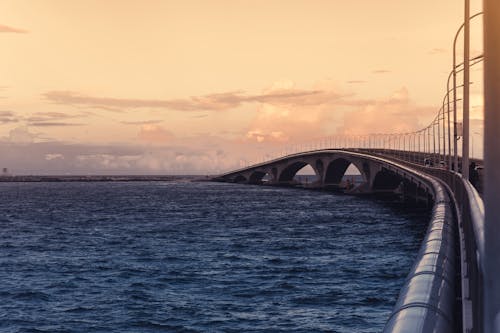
0;181;428;333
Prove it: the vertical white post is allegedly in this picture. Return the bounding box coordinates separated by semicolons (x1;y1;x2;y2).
447;89;452;169
418;132;420;154
483;0;500;331
453;44;459;172
438;109;441;162
443;111;447;163
433;121;436;164
428;127;431;156
462;0;470;179
423;129;426;155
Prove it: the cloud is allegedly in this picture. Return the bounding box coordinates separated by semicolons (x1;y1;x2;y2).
0;24;27;33
29;122;85;127
346;80;366;84
7;127;37;143
26;111;90;122
246;130;287;143
1;81;443;174
0;111;19;124
336;87;435;135
121;120;163;125
138;124;174;144
43;88;338;112
243;102;339;145
24;111;90;126
242;97;337;144
240;80;371;144
0;140;243;175
45;153;64;161
241;85;438;147
372;69;391;74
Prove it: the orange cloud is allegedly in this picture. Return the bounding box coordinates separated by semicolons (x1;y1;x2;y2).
7;127;37;143
0;24;27;33
242;85;438;147
244;102;331;144
43;89;335;112
337;87;435;135
138;124;174;144
0;111;19;124
121;120;163;125
30;122;84;127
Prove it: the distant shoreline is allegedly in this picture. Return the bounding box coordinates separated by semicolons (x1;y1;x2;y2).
0;175;212;182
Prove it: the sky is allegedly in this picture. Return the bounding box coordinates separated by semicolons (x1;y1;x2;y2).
0;0;485;174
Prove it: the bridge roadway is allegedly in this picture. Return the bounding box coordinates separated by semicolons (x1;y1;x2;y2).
214;149;485;333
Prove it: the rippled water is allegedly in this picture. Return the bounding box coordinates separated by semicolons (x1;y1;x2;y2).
0;181;428;332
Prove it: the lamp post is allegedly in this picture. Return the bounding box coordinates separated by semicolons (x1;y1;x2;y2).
452;12;483;171
432;118;437;164
452;10;483;175
483;1;500;331
462;0;471;179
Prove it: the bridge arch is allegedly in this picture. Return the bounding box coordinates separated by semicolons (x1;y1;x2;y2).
278;160;320;183
233;174;247;183
248;170;273;184
324;158;366;185
372;168;403;191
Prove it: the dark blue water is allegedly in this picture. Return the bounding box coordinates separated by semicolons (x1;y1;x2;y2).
0;181;428;333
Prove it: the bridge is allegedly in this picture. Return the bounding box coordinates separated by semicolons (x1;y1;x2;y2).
215;148;481;332
213;2;500;332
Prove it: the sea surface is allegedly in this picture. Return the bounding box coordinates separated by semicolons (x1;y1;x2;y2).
0;181;429;333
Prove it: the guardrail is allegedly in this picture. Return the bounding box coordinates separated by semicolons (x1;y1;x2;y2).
367;149;484;333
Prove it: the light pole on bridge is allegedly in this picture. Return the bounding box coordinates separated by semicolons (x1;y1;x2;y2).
483;1;500;331
462;0;471;179
452;9;483;175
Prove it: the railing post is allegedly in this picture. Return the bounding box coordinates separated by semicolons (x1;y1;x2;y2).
483;0;500;331
428;127;431;157
447;87;452;169
442;104;447;167
438;109;441;163
424;128;427;155
453;41;459;172
433;121;437;164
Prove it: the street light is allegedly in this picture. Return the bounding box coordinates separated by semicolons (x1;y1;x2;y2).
483;1;500;331
452;10;483;177
446;56;483;170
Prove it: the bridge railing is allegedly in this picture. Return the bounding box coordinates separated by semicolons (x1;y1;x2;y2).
366;148;484;332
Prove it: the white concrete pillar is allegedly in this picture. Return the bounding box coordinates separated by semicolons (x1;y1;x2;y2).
483;0;500;331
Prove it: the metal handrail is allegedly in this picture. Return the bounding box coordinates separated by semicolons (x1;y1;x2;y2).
368;149;485;332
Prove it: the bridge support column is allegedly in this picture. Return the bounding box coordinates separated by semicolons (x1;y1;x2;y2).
367;164;383;192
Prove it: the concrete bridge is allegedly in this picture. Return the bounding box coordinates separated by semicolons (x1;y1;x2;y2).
215;149;470;198
212;4;500;330
214;148;485;332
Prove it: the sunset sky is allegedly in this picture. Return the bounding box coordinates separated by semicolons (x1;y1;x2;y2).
0;0;485;174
